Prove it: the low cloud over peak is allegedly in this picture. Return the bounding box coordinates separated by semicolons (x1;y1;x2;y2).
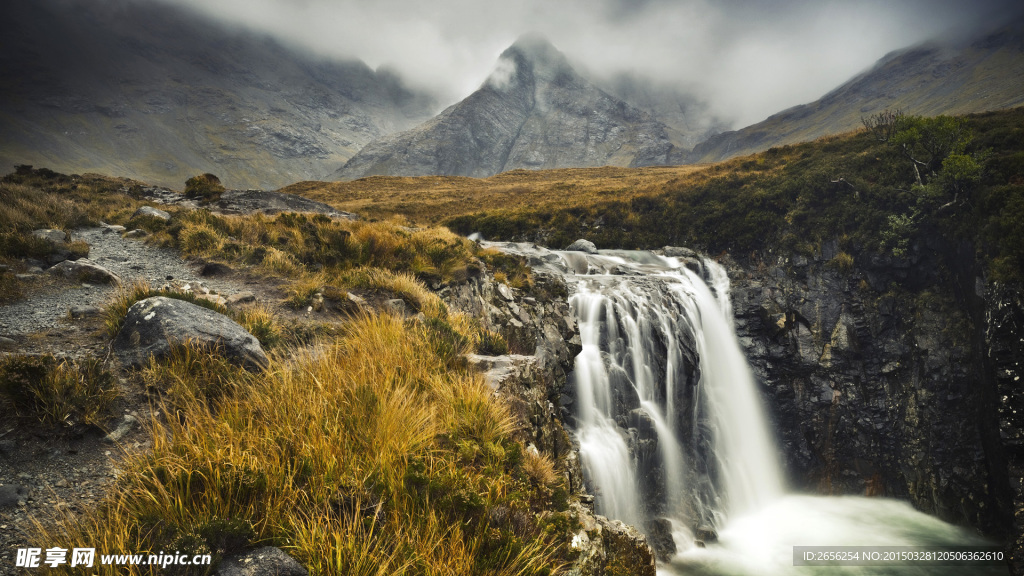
147;0;1021;128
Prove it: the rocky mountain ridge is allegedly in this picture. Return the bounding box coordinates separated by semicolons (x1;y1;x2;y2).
686;17;1024;164
331;35;684;180
0;0;437;189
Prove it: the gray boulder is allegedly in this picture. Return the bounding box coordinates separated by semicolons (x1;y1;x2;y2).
662;246;697;259
112;296;269;371
47;258;121;284
31;228;67;245
565;239;598;254
217;547;307;576
132;205;171;221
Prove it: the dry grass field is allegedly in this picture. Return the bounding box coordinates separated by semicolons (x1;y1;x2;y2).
281;165;711;225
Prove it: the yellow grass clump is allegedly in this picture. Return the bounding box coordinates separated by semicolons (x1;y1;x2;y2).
38;314;566;575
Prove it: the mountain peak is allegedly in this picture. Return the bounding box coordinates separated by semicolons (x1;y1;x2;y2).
505;32;560;59
491;33;574;86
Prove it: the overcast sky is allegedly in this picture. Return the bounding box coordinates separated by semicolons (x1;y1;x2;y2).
155;0;1020;128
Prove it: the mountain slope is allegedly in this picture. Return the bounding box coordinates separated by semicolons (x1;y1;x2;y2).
686;18;1024;164
0;0;436;189
331;35;681;180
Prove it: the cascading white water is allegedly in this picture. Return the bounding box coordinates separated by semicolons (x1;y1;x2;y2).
675;265;784;521
562;250;783;535
483;241;1005;576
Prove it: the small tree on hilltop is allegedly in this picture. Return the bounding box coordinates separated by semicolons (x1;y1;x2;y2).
184;173;225;204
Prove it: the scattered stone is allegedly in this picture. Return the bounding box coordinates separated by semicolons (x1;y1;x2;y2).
69;305;102;319
103;415;137;444
0;337;16;347
226;291;256;305
32;228;67;245
103;225;126;234
0;485;28;510
217;547;308;576
565;238;598;254
132;205;171;221
199;294;228;307
201;262;233;277
112;296;269;371
347;293;367;307
47;258;121;284
662;246;697;259
15;273;36;281
384;299;406;315
122;229;149;239
496;282;514;302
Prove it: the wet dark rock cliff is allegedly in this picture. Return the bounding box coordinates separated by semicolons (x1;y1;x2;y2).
726;237;1023;570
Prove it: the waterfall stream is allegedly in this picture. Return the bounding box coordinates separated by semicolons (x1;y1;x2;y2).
487;242;1006;575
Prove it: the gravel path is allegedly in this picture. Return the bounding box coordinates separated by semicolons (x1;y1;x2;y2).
0;226;250;339
0;225;268;573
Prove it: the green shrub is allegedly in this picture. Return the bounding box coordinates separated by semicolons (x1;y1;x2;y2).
184;173;226;204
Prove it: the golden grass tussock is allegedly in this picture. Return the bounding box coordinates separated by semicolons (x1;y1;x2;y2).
338;267;448;319
0;355;118;429
38;313;565;575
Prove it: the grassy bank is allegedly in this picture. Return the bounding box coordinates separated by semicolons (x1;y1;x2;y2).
421;108;1022;282
43;315;571;575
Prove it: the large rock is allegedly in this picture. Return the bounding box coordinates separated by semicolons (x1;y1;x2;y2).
46;258;120;284
217;547;307;576
112;296;269;371
31;228;67;245
567;504;657;576
132;205;171;221
565;239;598;254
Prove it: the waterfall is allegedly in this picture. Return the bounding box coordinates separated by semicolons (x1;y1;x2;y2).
484;241;1002;575
562;250;784;538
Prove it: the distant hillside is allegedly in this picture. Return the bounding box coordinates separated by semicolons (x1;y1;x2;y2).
331;35;683;181
0;0;436;189
686;18;1024;164
596;72;730;150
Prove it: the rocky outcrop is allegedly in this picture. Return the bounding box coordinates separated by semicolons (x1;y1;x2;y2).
112;296;269;371
214;189;356;220
987;284;1024;574
332;35;680;180
445;269;660;571
726;240;1014;545
443;271;581;476
566;503;657;576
